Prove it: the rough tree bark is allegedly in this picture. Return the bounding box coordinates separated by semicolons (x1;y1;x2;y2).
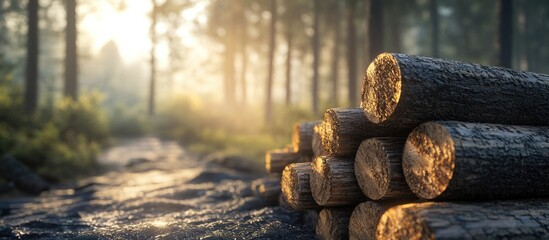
265;148;304;174
292;121;320;156
321;108;408;157
311;156;366;206
355;137;413;200
403;121;549;200
316;208;353;240
377;200;549;239
349;200;406;240
281;162;319;210
25;0;39;113
361;53;549;129
64;0;78;100
312;122;327;157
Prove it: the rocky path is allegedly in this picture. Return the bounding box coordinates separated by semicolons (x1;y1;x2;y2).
0;138;314;239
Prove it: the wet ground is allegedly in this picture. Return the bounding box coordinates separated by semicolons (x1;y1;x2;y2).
0;138;314;239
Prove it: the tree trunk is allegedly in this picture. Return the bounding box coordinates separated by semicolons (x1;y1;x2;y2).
311;156;366;206
251;176;280;205
389;2;401;53
264;0;277;123
346;0;357;106
312;0;320;114
64;0;78;100
349;200;405;240
430;0;439;57
316;208;353;240
281;162;319;210
148;0;157;116
361;53;549;129
355;137;414;200
312;122;327;157
330;1;342;106
368;0;383;61
285;26;292;105
321;108;408;157
378;200;549;239
25;0;39;113
498;0;512;68
265;148;306;174
403;121;549;200
240;15;248;105
292;121;321;156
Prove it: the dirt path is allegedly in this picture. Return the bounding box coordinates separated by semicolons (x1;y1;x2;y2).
0;138;314;239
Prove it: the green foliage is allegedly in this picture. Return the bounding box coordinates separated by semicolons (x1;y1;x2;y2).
153;96;316;162
108;104;151;137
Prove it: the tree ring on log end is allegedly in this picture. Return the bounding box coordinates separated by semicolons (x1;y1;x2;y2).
403;122;455;200
355;139;389;200
311;156;331;205
291;123;301;152
281;163;301;209
322;109;340;154
361;53;402;124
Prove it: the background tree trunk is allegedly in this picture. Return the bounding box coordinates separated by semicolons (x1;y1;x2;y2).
311;0;320;114
330;1;342;106
346;0;357;106
264;0;277;123
498;0;512;68
369;0;383;61
148;0;157;116
64;0;78;100
285;23;292;105
431;0;439;57
25;0;39;113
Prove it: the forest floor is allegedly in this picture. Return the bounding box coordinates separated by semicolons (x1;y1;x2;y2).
0;138;313;239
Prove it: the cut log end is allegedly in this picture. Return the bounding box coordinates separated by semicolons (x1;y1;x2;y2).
292;121;319;155
316;208;353;240
321;109;340;155
265;149;302;174
281;162;318;210
311;157;332;205
312;122;327;157
349;202;387;240
355;139;389;200
361;53;402;124
403;122;455;199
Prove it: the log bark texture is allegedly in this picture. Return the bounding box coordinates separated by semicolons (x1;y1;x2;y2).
316;208;353;240
312;122;328;157
349;200;405;240
403;121;549;200
355;137;413;200
292;121;320;156
265;148;305;174
377;200;549;239
281;162;319;210
361;53;549;128
311;156;366;206
321;108;407;157
251;177;280;205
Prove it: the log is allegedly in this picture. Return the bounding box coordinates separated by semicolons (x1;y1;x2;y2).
377;200;549;239
321;108;407;157
292;121;320;156
354;137;414;200
251;177;281;205
316;208;353;240
265;148;305;174
281;162;319;210
312;122;327;157
304;210;320;230
311;156;366;206
361;53;549;129
403;121;549;200
349;200;405;240
0;155;49;194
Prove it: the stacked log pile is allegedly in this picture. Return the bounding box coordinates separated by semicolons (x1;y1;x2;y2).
256;52;549;239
